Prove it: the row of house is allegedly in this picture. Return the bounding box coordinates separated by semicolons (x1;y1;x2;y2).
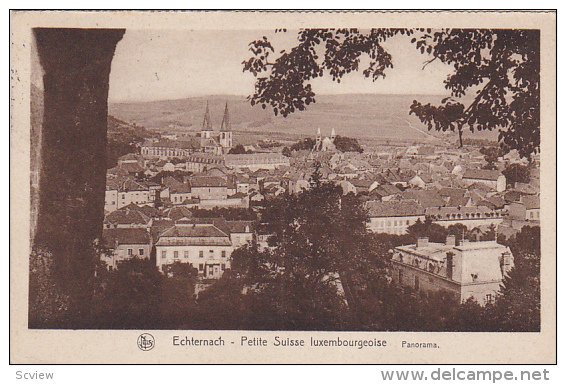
101;209;254;278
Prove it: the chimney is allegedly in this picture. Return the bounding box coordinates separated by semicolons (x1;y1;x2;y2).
417;237;429;248
446;235;456;246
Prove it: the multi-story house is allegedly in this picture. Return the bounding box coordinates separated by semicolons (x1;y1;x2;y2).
366;201;426;235
391;236;514;305
224;152;291;172
101;227;152;270
189;176;228;200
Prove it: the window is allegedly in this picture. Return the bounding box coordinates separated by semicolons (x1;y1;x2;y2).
127;249;133;256
221;264;226;271
139;249;144;256
398;269;403;283
174;251;179;259
161;250;167;259
184;251;189;258
199;251;204;258
199;263;204;272
221;250;226;258
414;276;420;291
485;294;494;304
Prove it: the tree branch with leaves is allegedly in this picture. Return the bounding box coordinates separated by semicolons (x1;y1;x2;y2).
243;28;540;159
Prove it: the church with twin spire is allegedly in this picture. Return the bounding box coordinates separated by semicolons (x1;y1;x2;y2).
199;101;234;156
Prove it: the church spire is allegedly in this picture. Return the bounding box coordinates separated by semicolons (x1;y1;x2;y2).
202;101;212;131
220;102;231;132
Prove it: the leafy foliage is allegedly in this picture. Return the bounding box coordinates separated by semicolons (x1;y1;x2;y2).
502;163;531;186
290;137;316;151
244;28;540;158
333;135;364;153
480;146;504;170
228;144;253;154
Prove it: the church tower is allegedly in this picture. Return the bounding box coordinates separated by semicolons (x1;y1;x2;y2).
201;101;213;140
220;102;233;150
315;127;322;150
331;128;336;142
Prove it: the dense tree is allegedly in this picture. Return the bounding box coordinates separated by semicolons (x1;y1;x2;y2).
407;217;448;243
217;164;387;329
91;257;163;329
228;144;252;154
281;146;292;157
480;146;503;170
244;28;539;158
489;226;540;331
502;163;531;186
333;135;364;153
160;262;198;328
290;137;316;151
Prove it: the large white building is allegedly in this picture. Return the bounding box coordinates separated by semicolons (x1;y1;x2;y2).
391;237;514;305
105;177;158;212
425;206;504;229
155;219;254;279
366;201;426;235
224;153;290;171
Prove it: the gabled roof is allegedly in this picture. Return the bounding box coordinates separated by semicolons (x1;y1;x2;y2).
349;179;374;189
400;190;445;208
165;206;193;221
160;224;229;238
120;203;161;218
105;208;151;226
463;169;503;181
102;228;150;247
189;176;227;188
446;194;471;208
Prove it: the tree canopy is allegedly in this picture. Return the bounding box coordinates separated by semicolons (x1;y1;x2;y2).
244;28;539;158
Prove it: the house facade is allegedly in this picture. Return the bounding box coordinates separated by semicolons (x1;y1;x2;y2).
462;169;507;192
101;228;152;270
366;201;426;235
391;237;513;305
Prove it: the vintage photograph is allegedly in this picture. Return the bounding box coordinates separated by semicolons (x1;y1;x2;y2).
11;10;556;364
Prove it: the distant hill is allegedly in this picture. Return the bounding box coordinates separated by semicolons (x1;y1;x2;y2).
109;94;498;145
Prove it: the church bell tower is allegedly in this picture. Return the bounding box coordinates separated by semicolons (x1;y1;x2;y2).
220;102;233;150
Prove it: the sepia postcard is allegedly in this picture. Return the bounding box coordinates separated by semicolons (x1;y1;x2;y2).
10;10;556;364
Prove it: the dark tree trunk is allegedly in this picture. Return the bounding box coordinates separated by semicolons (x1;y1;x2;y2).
33;28;124;327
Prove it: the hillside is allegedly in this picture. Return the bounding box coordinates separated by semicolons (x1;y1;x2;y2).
109;94;499;145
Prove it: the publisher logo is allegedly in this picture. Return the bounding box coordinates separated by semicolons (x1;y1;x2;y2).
137;333;155;351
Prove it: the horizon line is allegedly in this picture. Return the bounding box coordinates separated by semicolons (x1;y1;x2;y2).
108;92;451;104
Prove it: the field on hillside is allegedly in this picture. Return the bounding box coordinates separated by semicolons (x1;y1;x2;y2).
108;94;498;145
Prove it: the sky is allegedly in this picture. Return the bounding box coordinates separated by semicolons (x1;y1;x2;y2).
33;29;455;103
